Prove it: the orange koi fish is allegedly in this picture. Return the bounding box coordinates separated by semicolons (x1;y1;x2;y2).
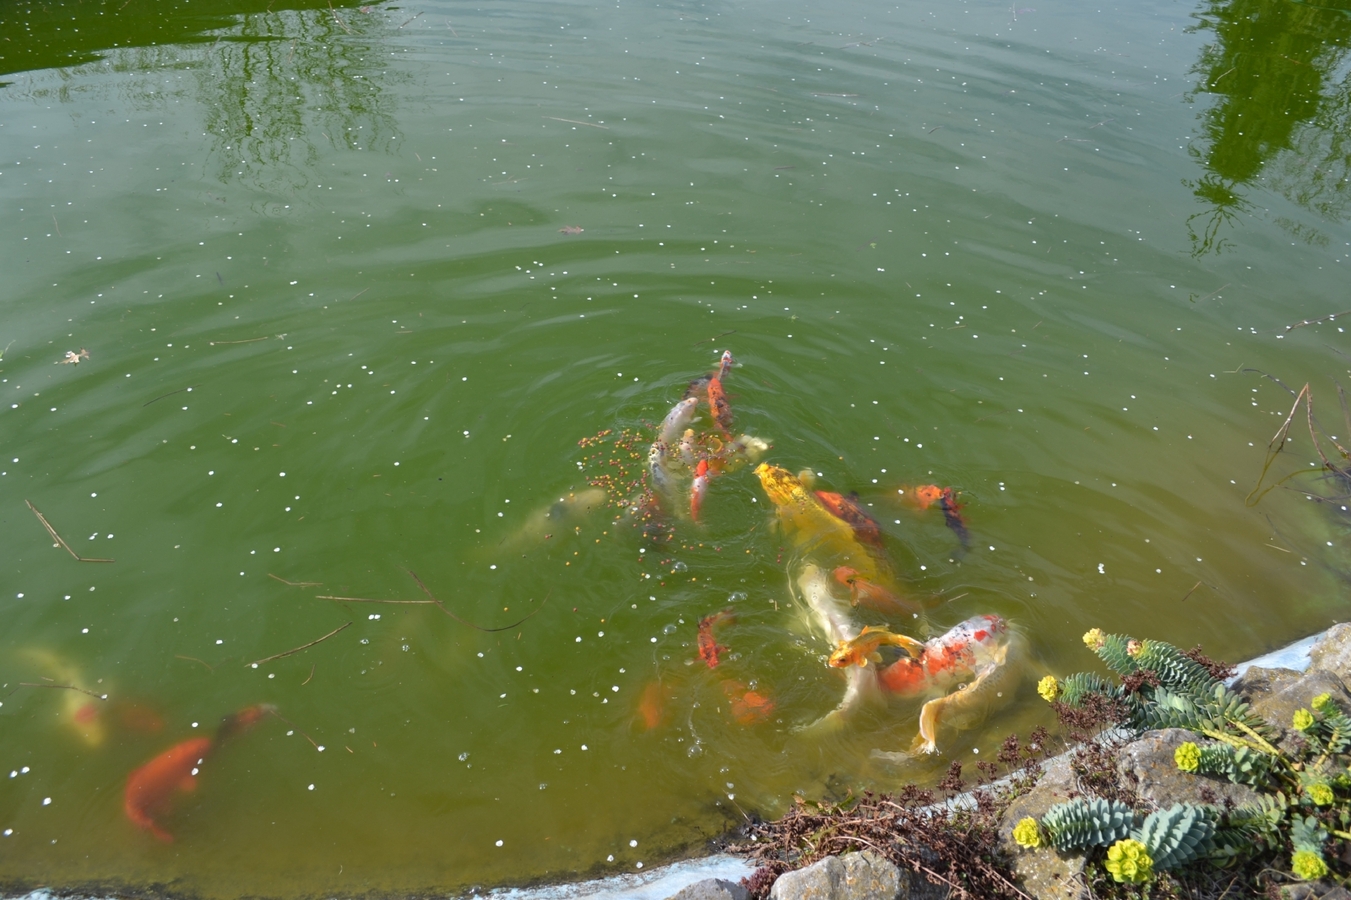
832;566;923;617
697;609;736;668
721;679;774;725
814;491;884;547
636;681;669;731
690;459;711;522
707;377;733;436
829;625;925;669
899;485;970;550
124;703;273;842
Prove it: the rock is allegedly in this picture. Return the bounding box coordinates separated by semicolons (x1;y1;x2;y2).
667;877;750;900
1277;881;1351;900
1116;728;1262;809
998;755;1089;900
1234;666;1351;744
766;850;937;900
1308;623;1351;688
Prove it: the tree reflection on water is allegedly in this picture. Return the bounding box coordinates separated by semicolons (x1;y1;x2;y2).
1185;0;1351;255
1;0;401;196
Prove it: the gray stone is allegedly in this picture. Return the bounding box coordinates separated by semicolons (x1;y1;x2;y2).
1116;728;1262;809
767;851;916;900
1277;881;1351;900
667;877;750;900
1234;667;1351;745
1308;623;1351;688
998;755;1089;900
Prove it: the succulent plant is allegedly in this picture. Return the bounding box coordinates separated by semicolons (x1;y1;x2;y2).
1039;798;1135;852
1135;803;1216;870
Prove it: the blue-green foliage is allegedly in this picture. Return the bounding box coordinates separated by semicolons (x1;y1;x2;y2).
1134;804;1216;870
1040;798;1136;852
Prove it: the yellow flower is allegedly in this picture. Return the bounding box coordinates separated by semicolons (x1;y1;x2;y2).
1174;741;1201;773
1037;676;1059;703
1012;817;1042;849
1292;849;1329;881
1293;708;1316;732
1312;692;1333;712
1126;639;1143;657
1082;628;1105;650
1105;839;1154;884
1307;783;1335;806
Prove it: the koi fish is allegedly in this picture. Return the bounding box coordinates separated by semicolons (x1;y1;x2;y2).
936;488;970;550
707;377;733;436
636;681;669;731
829;625;926;668
697;609;735;668
124;703;273;842
499;488;608;549
20;648;107;746
678;428;700;469
899;484;970;551
659;396;700;447
717;350;735;381
755;464;893;586
721;679;774;725
833;566;923;617
647;443;674;497
690;459;711;522
814;491;884;548
875;614;1019;754
684;375;711;401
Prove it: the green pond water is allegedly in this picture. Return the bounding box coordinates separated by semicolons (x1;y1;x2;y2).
4;0;1351;893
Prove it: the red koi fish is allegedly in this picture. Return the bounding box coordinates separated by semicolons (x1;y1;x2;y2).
697;609;735;668
124;703;272;842
690;459;711;522
707;377;733;437
832;566;923;617
721;679;774;725
814;491;884;548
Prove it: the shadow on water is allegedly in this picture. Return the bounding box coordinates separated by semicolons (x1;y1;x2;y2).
1184;0;1351;256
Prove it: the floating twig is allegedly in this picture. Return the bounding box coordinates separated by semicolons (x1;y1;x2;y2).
269;573;323;587
693;329;736;347
543;116;608;129
407;570;550;632
268;708;321;749
25;500;114;562
398;11;422;27
1179;581;1204;603
16;682;107;701
317;595;438;604
208;335;269;346
349;288;369;302
302;664;316;685
143;384;200;406
245;622;351;667
1284;309;1351;333
175;655;216;671
1190;283;1229;304
327;0;353;33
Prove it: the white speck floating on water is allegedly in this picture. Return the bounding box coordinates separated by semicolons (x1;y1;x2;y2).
308;784;314;791
1097;564;1105;574
42;798;51;806
496;840;504;847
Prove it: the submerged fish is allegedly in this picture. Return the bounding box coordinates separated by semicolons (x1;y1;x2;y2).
717;350;735;381
897;484;970;551
697;609;735;668
124;703;273;842
832;566;923;617
721;679;774;725
636;681;669;731
814;491;884;548
499;488;608;548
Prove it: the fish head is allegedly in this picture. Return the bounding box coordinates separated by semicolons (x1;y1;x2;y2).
913;485;944;509
755;463;800;508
